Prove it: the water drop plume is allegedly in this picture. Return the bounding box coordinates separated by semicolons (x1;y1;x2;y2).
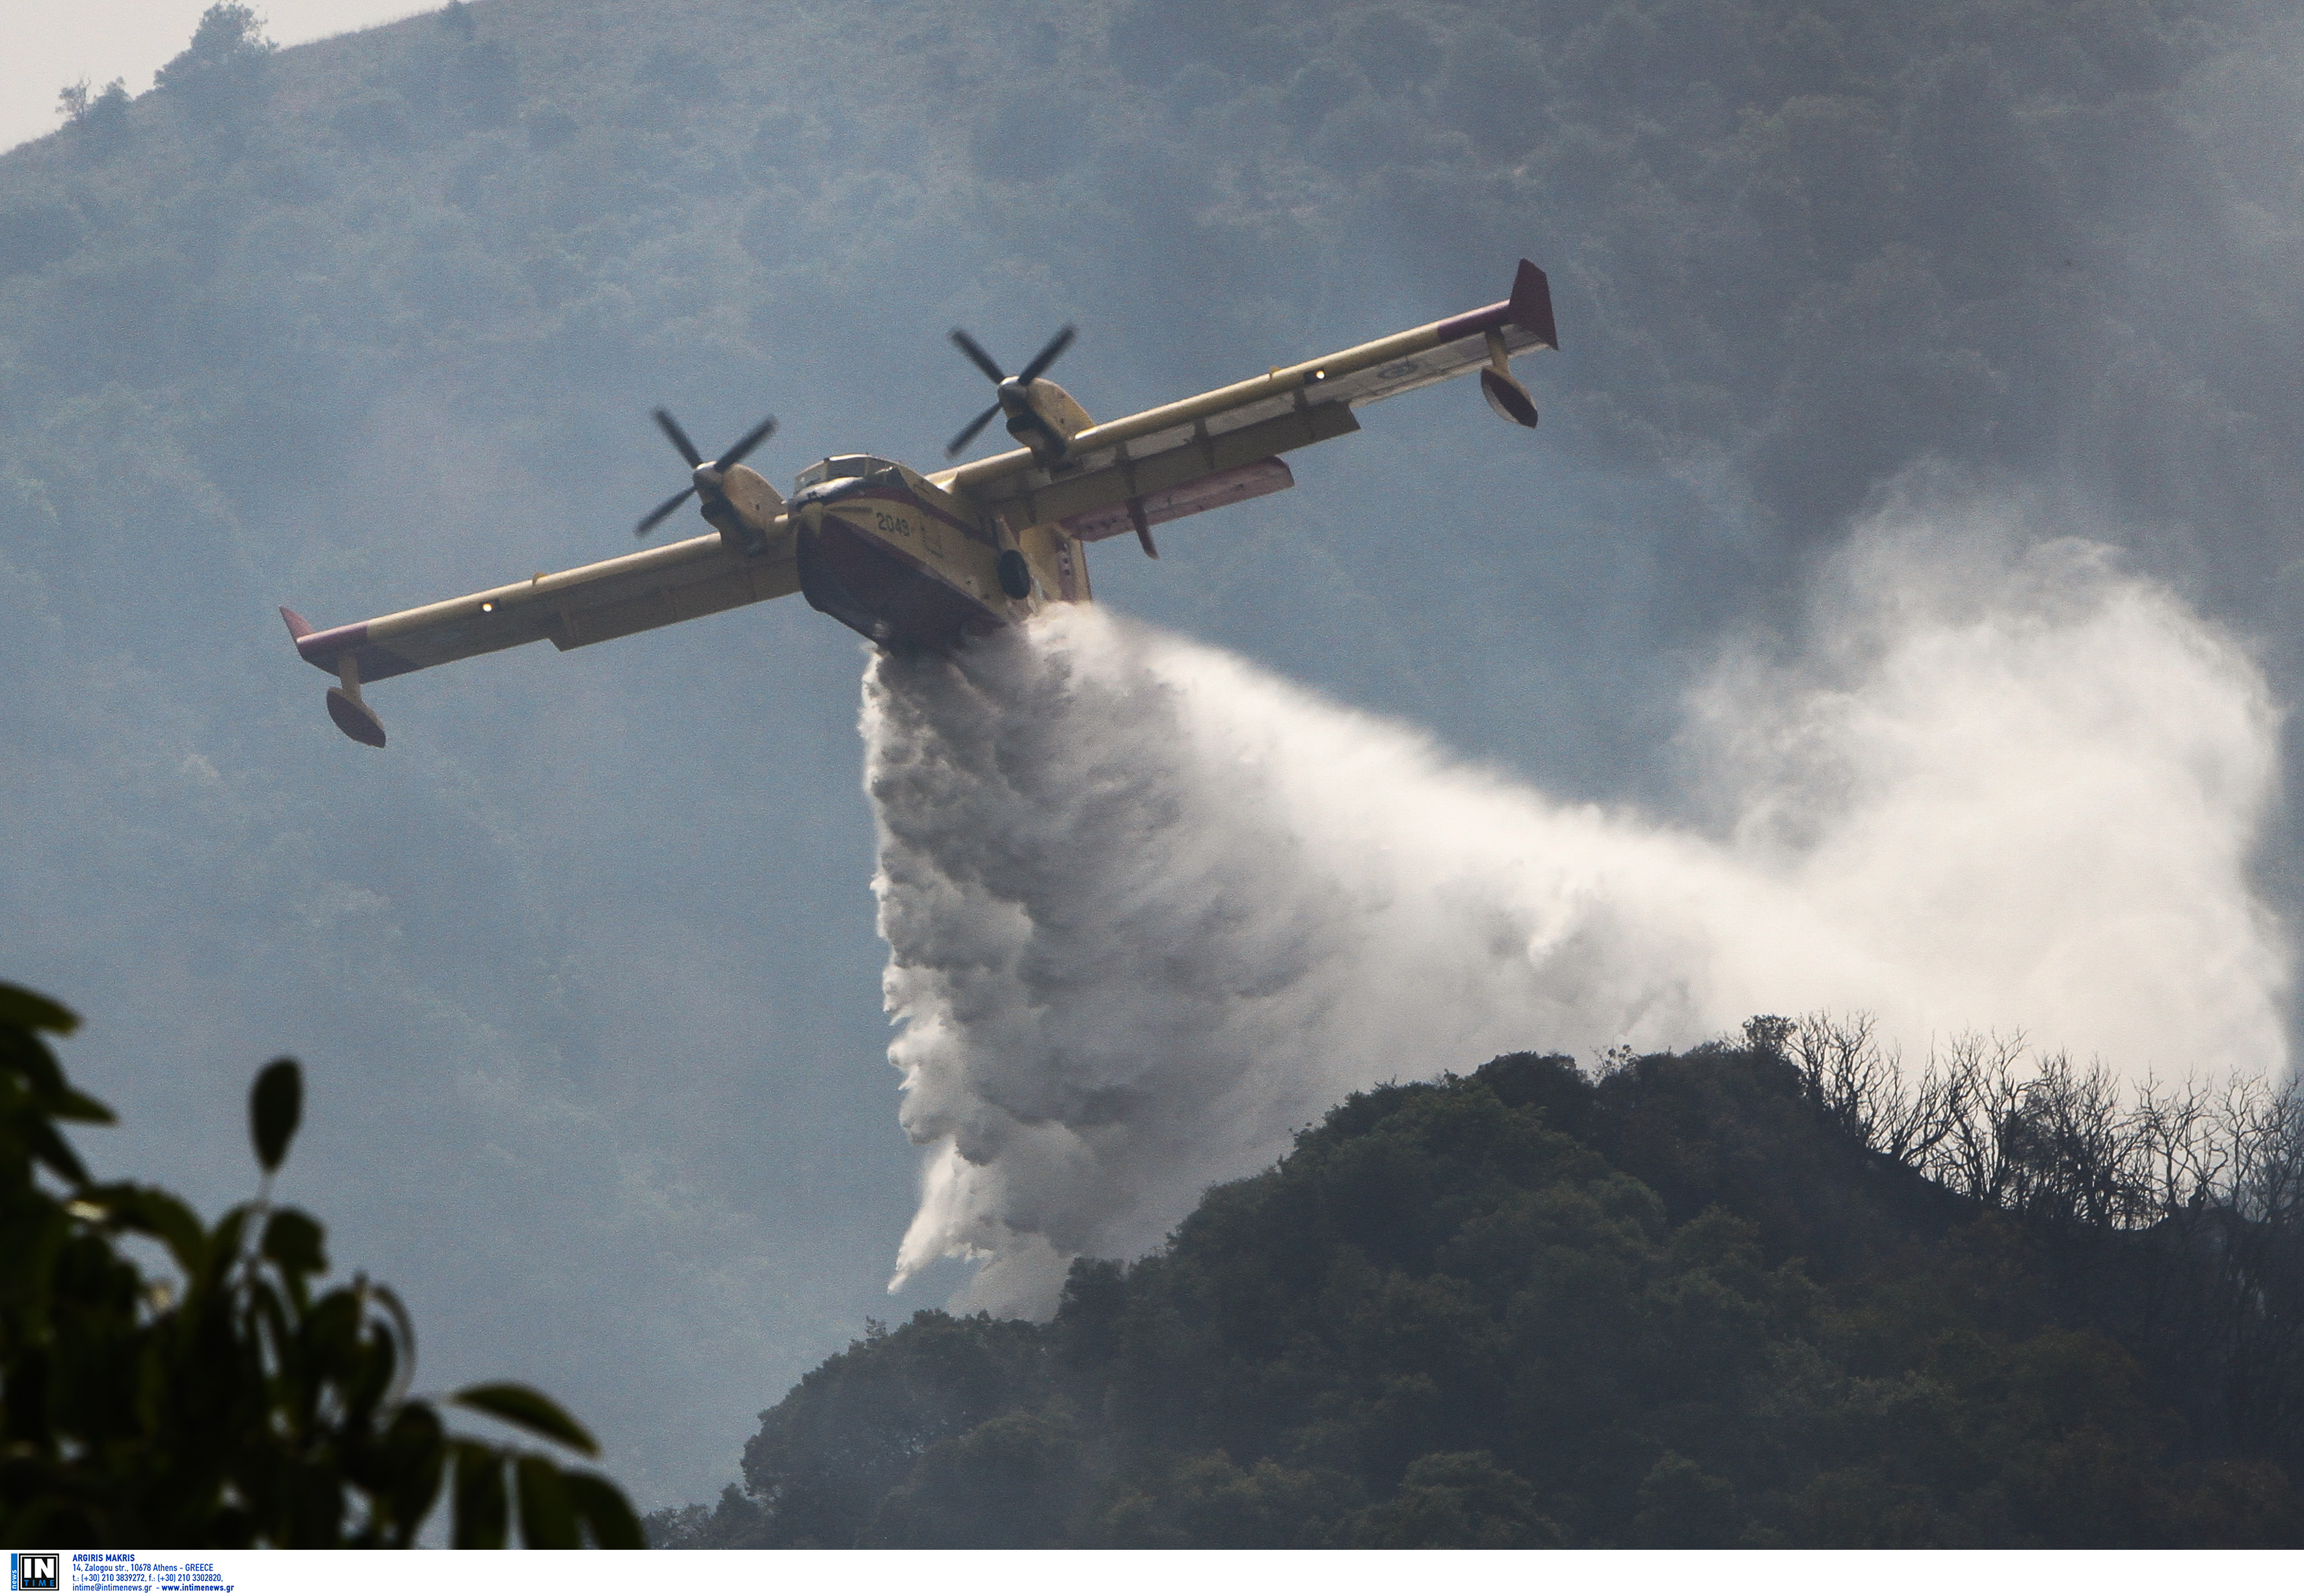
864;490;2289;1315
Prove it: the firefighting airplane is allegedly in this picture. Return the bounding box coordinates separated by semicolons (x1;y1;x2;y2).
282;259;1559;745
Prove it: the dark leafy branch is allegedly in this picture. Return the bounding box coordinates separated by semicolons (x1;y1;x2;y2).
0;981;641;1548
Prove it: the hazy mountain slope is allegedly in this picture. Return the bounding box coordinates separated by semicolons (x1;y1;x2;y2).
2;0;2299;1504
657;1039;2304;1547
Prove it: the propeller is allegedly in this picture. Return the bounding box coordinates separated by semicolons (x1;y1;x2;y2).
944;324;1076;459
634;408;778;537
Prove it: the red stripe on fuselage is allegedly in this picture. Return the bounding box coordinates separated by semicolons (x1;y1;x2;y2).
895;483;996;547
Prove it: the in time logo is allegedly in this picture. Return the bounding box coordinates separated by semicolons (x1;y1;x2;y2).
8;1554;58;1592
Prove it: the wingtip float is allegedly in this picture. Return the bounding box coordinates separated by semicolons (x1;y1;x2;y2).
284;259;1560;747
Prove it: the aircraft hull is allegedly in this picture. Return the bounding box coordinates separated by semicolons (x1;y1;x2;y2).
795;480;1010;651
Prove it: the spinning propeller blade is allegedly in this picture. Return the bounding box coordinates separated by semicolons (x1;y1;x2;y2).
949;329;1005;384
714;414;777;472
1018;325;1074;384
634;486;697;537
634;409;778;537
942;323;1078;459
946;401;1003;459
652;407;702;468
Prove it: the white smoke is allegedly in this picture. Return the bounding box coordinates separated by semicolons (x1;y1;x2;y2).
864;488;2290;1315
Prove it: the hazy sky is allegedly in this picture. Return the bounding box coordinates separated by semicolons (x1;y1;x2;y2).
2;1;423;153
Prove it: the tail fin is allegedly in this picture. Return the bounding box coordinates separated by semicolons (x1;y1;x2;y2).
1508;259;1559;350
279;605;313;642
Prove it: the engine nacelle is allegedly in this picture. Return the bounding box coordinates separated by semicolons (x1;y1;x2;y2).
1004;378;1096;466
698;462;788;556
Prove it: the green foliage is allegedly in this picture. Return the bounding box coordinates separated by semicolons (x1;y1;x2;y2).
1083;1452;1357;1549
735;1308;1053;1547
657;1045;2304;1548
50;79;133;154
153;4;276;95
860;1403;1084;1547
248;1059;299;1176
1351;1451;1559;1549
0;982;640;1547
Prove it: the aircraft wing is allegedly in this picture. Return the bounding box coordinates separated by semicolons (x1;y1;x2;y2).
936;259;1558;539
282;525;799;742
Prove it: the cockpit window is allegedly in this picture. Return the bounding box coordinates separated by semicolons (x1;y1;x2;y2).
795;455;897;491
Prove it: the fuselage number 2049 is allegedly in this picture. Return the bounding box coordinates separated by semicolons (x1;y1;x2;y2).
875;507;942;557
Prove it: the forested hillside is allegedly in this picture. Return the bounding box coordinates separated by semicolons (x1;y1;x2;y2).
654;1026;2304;1547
